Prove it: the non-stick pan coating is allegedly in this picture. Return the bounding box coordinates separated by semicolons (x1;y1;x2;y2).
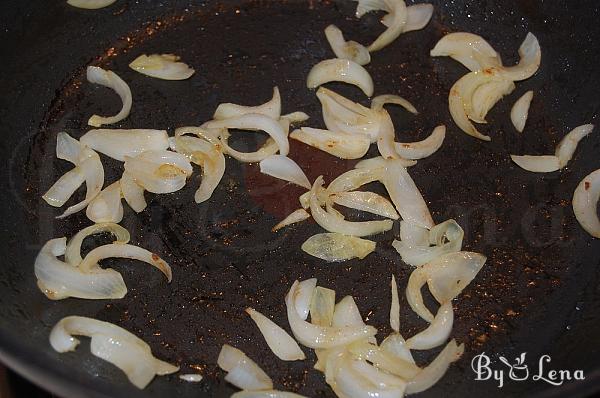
1;0;599;397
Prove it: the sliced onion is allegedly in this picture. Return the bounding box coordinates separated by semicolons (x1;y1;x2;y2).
376;109;402;160
555;124;594;167
380;333;415;365
327;168;383;194
56;130;84;163
404;4;434;32
406;268;433;322
219;131;280;163
259;155;311;189
393;125;446;160
291;127;371;160
469;79;515;123
217;344;273;390
497;33;541;82
430;32;502;72
42;167;85;207
306;58;374;97
80;129;169;161
245;307;306;361
78;243;172;282
310;177;394;236
362;0;408;52
511;91;534;133
203;113;289;156
332;296;365;328
347;340;420;379
572;168;600;238
348;359;408;390
67;0;117;9
332;358;408;398
310;286;336;326
332;191;399;220
124;150;192;194
324;25;371;66
214;87;281;120
35;238;127;300
399;220;429;246
175;126;221;146
382;159;434;229
390;275;400;333
86;181;124;223
286;280;377;349
231;391;308;398
294;278;317;320
272;209;311;232
510;155;561;173
405;301;453;350
179;374;203;382
371;94;418;114
50;316;178;389
86;66;132;127
280;111;310;125
129;54;195;80
405;339;464;394
120;170;148;212
65;222;130;266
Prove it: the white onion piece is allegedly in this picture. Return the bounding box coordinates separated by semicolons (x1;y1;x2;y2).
78;243;172;282
231;391;307;398
50;316;178;389
406;302;453;350
362;0;408;52
259;155;311;189
120;171;147;212
86;66;132;127
510;155;561;173
65;222;130;266
295;278;317;320
86;181;123;223
349;359;408;390
404;4;434;32
80;129;169;161
124;150;192;194
217;345;273;390
430;32;502;72
273;209;311;232
204;113;289;156
573;169;600;238
56;131;83;162
42;167;86;207
511;91;534;132
327;168;384;194
393;125;446;160
58;150;105;219
382;159;434;229
406;340;464;394
332;358;407;398
324;25;371;66
399;220;429;246
348;340;420;379
332;191;399;220
390;275;400;333
280;111;310;125
175;126;221;146
310;177;394;236
371;94;418;114
318;87;380;142
286;280;377;349
179;374;203;382
67;0;117;9
245;307;306;361
310;286;336;326
291;127;371;160
380;333;415;364
214;87;281;120
376;109;402;160
406;268;434;322
424;251;487;304
306;58;374;97
470;79;515;123
129;54;195;80
219;132;280;163
35;238;127;300
332;296;365;328
497;33;541;82
555;124;594;167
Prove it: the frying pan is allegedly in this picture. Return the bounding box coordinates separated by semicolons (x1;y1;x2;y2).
1;0;599;397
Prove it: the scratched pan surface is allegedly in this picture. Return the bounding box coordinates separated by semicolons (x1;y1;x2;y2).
1;0;600;397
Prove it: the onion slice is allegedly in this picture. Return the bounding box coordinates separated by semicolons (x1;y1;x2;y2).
129;54;195;80
361;0;409;52
286;280;377;349
332;191;399;220
214;87;281;120
86;66;132;127
290;127;370;160
511;91;534;133
259;155;311;189
179;374;203;382
424;251;486;304
50;316;178;389
510;155;561;173
86;181;124;223
245;307;306;361
124;150;192;194
404;4;434;32
327;167;385;194
65;222;130;266
469;79;516;123
231;391;308;398
310;286;336;327
371;94;418;114
120;170;147;212
430;32;502;72
67;0;117;9
217;344;273;391
572;168;600;238
272;209;311;232
332;296;366;328
306;59;374;97
406;339;464;394
394;125;446;160
390;275;400;333
302;233;376;262
80;129;169;161
347;340;420;379
324;25;371;66
380;333;415;365
294;278;317;320
497;33;541;82
405;301;453;350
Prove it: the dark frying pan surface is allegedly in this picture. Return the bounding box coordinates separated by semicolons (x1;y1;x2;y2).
1;0;600;397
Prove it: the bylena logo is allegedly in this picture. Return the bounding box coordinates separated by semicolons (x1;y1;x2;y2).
471;352;585;388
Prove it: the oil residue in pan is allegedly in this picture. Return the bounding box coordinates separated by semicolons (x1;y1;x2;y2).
22;0;598;396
